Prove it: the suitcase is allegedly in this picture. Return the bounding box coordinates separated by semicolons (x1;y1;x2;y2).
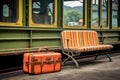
23;48;61;74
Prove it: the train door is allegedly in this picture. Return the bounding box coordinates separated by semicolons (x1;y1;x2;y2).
29;0;57;27
0;0;23;26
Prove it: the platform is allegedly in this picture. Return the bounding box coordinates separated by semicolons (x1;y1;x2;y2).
0;53;120;80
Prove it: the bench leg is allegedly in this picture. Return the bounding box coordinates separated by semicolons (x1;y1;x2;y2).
104;49;112;62
105;53;112;62
62;51;79;68
94;55;98;60
94;50;112;62
62;57;70;65
70;55;79;68
94;53;103;60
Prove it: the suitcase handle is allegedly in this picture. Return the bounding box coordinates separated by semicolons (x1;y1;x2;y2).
38;47;49;52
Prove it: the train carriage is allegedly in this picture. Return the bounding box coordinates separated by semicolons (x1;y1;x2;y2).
0;0;120;57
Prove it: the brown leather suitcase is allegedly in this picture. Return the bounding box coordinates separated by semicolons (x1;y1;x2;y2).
23;48;61;74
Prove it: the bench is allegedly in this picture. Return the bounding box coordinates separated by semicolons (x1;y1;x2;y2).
61;30;113;67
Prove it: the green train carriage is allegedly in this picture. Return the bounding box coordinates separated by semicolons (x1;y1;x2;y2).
0;0;120;55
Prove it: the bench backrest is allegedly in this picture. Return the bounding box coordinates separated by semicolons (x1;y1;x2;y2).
61;30;99;49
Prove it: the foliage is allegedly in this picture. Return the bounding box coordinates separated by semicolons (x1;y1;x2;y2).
64;10;82;25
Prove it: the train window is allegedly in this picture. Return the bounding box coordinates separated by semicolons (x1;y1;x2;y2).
29;0;57;27
112;0;119;28
102;0;108;27
92;0;100;28
63;0;84;27
32;0;54;24
0;0;23;26
0;0;18;22
91;0;109;29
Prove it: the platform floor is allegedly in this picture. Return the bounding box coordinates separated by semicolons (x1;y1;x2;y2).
0;53;120;80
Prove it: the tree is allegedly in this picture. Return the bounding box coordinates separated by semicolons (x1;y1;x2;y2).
64;11;82;25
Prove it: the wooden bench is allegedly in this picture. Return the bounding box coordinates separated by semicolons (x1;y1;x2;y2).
61;30;113;67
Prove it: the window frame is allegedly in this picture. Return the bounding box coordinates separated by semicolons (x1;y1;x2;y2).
111;0;120;29
91;0;110;29
62;0;87;29
29;0;57;28
0;0;23;27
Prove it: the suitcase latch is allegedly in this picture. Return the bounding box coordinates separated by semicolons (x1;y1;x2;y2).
46;57;51;61
45;57;52;64
25;62;29;66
